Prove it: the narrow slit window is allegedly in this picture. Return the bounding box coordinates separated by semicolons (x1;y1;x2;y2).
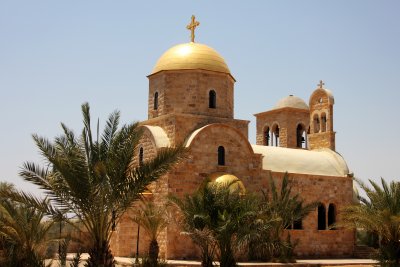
328;204;336;230
218;146;225;166
318;203;326;230
293;219;302;230
209;90;216;109
139;147;144;166
154;92;159;110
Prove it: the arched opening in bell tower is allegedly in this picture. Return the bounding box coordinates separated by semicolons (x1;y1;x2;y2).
263;126;270;146
313;114;320;133
296;124;307;149
271;124;280;147
321;113;327;132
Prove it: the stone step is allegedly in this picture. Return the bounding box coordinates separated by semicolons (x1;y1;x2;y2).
353;245;376;258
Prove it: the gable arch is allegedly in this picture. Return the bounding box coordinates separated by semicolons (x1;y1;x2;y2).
140;125;171;149
185;123;254;155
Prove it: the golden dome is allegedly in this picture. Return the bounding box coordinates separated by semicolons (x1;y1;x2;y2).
208;172;246;194
151;42;230;75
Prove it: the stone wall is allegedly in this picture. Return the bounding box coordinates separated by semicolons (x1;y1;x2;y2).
148;70;235;120
111;121;354;259
270;171;355;257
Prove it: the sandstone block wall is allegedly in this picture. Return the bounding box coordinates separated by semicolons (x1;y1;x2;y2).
148;70;235;120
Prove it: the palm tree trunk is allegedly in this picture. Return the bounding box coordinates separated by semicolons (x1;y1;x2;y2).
149;239;159;264
219;243;236;267
86;240;115;267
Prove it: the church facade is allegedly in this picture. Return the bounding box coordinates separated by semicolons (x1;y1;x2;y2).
110;17;355;259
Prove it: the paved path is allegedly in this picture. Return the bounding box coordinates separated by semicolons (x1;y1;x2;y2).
45;254;377;267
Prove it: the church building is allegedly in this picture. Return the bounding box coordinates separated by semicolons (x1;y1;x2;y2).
110;16;355;259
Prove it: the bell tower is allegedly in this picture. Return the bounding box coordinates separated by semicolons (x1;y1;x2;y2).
308;80;336;150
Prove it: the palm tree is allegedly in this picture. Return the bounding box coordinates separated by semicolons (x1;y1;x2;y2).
246;173;317;262
130;201;169;265
0;182;55;267
170;179;258;267
341;178;400;265
169;181;217;267
17;103;184;267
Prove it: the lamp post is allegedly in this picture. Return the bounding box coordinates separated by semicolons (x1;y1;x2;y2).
135;223;140;264
58;219;62;255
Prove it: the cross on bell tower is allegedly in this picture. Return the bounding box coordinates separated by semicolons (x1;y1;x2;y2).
186;15;200;42
318;80;325;89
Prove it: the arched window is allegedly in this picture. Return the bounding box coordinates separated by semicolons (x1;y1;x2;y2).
218;146;225;166
328;204;336;230
272;125;280;147
263;127;270;146
321;113;327;132
318;203;326;230
139;147;144;166
209;90;216;109
154;92;159;110
296;124;306;148
313;114;320;133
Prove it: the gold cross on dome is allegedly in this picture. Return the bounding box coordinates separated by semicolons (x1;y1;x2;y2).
318;80;325;88
186;15;200;42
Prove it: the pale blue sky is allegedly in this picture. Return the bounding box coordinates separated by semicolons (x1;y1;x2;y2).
1;1;399;193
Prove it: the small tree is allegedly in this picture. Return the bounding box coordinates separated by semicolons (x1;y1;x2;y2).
341;178;400;266
170;179;258;267
169;183;216;267
131;201;169;265
0;182;55;267
247;173;317;262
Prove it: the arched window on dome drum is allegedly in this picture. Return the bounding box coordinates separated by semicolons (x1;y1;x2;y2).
321;113;327;133
139;147;144;166
328;204;336;230
263;127;270;146
209;90;216;109
154;92;159;110
318;203;326;230
218;146;225;166
313;114;320;133
296;124;306;148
